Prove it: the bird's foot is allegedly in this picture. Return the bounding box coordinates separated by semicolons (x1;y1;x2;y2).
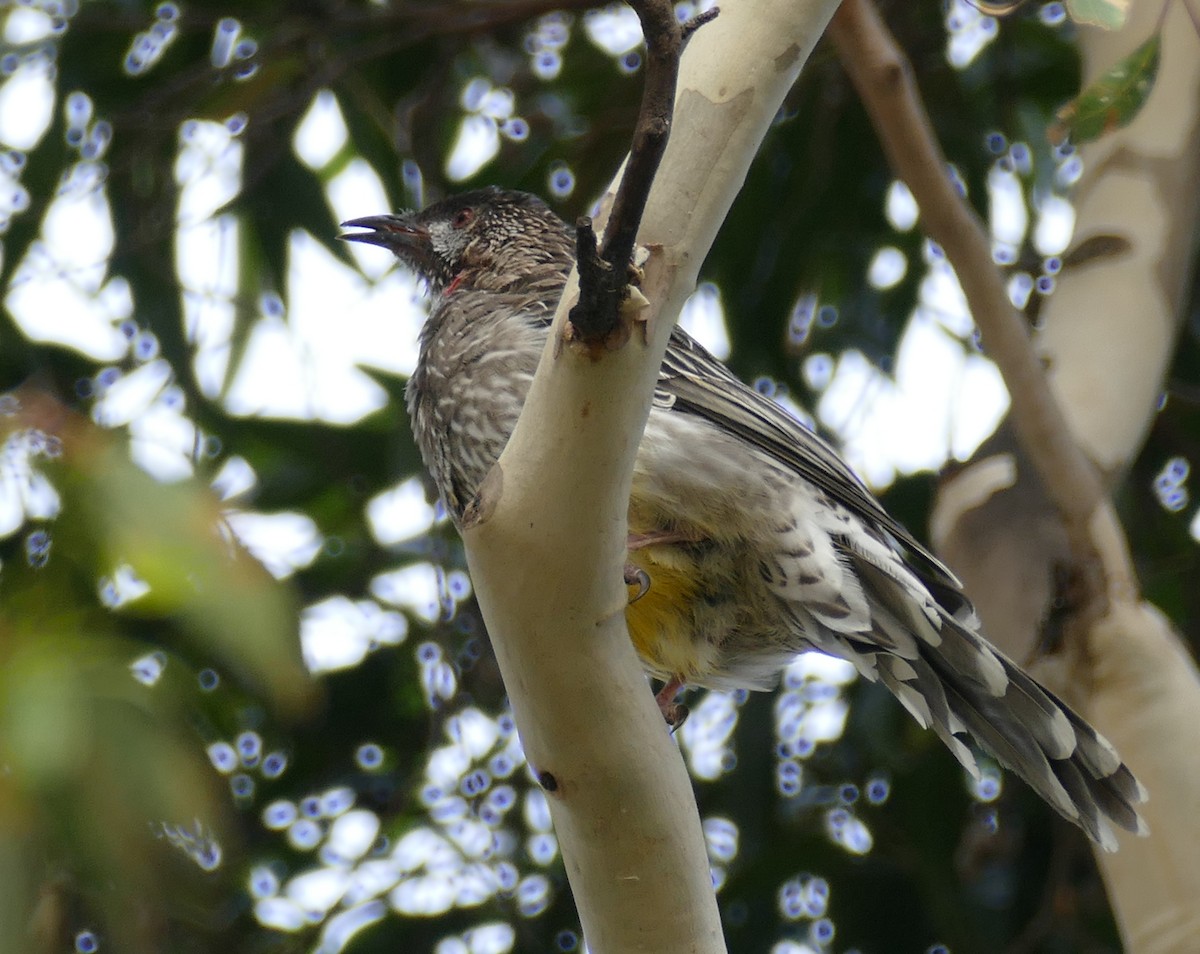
656;676;689;730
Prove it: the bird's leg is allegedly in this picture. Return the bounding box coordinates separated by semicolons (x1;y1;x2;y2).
655;676;689;729
628;528;703;551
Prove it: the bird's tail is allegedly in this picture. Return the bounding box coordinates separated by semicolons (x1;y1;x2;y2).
850;559;1147;850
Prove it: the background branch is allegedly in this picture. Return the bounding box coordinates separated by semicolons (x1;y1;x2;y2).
828;0;1116;610
830;1;1200;949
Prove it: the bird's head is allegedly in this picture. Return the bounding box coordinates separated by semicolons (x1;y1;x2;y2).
339;186;571;295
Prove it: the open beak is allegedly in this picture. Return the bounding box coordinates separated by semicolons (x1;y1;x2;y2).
339;214;431;260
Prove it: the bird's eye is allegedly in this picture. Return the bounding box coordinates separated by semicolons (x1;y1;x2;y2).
452;208;474;229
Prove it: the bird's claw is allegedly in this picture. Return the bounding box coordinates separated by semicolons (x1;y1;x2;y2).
655;677;688;730
662;702;689;731
625;563;651;603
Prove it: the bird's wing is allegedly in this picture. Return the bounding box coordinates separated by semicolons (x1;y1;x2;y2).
658;325;961;592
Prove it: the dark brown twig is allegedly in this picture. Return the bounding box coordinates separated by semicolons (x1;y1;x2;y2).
570;215;619;343
568;1;719;344
600;1;682;271
680;6;720;44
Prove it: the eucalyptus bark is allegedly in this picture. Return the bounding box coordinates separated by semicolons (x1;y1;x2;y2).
459;1;842;950
926;3;1200;949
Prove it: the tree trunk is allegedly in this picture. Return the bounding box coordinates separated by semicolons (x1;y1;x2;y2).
459;1;842;950
930;2;1200;949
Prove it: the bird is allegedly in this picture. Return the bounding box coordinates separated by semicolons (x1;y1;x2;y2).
341;185;1147;850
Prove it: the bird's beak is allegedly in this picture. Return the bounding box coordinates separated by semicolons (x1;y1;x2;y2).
339;214;430;256
339;213;437;276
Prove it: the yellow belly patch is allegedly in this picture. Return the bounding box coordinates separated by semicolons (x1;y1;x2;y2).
625;549;701;680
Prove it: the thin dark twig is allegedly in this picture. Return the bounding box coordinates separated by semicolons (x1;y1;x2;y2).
680;6;720;44
600;0;682;271
571;215;616;341
568;0;718;344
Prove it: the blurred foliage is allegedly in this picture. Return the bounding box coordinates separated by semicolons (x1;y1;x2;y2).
0;1;1197;953
1049;32;1159;145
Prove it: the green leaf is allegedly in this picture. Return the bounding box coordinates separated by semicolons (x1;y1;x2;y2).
1066;0;1130;29
81;447;317;719
0;638;93;785
0;633;242;954
12;392;319;720
1049;34;1160;145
